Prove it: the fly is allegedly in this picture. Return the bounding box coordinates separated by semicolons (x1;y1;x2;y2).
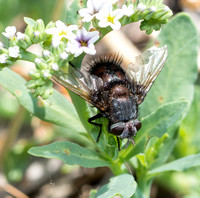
52;46;168;150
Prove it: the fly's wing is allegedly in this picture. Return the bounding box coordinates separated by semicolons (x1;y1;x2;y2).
52;66;104;107
126;45;168;105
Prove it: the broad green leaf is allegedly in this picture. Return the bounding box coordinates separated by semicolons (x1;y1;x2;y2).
96;174;137;198
65;0;82;25
177;85;200;156
149;153;200;176
69;91;94;132
65;0;89;29
121;100;189;160
0;89;19;118
141;13;198;118
0;68;85;132
28;141;110;168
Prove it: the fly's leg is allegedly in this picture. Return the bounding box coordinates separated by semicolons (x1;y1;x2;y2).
88;113;103;142
117;137;121;151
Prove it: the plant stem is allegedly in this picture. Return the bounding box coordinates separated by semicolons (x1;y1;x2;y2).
110;160;124;176
137;178;153;198
0;105;26;170
52;0;65;21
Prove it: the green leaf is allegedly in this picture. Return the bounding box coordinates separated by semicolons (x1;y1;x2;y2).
0;68;85;133
132;186;145;198
24;17;36;27
65;0;81;25
121;100;189;160
28;141;110;168
148;127;179;169
69;91;94;132
149;153;200;175
96;174;137;198
177;85;200;156
140;13;198;118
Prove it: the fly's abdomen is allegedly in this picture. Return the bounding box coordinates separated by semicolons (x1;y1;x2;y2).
89;56;126;90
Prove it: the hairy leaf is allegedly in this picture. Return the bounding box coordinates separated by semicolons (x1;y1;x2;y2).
28;141;109;168
149;153;200;175
96;174;137;198
0;68;85;133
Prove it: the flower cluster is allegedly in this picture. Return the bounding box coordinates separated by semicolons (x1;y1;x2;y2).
0;26;23;64
0;0;172;99
79;0;173;32
0;18;100;98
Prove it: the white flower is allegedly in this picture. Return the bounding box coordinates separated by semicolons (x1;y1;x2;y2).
2;26;16;39
46;20;77;47
42;70;51;78
43;50;51;57
34;31;40;37
51;63;59;71
8;46;20;58
0;42;3;49
67;27;99;57
122;4;134;17
35;58;42;64
163;6;170;11
78;0;108;22
96;6;123;30
28;70;34;75
137;3;146;11
16;32;25;40
51;36;61;48
150;6;156;12
0;54;7;64
60;52;69;60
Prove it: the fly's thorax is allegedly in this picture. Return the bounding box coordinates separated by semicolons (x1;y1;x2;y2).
109;90;138;123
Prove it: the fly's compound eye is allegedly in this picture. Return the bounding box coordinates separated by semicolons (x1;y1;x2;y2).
134;121;142;131
110;123;125;136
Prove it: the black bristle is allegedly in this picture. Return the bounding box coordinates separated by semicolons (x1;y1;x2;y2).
88;54;124;75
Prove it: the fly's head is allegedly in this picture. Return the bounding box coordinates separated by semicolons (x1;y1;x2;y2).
110;119;141;141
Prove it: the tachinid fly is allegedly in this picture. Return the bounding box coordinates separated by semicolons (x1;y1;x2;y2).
53;46;168;150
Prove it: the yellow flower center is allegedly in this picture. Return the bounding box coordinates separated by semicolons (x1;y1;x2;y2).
59;30;67;36
80;40;87;47
107;15;114;24
11;37;16;41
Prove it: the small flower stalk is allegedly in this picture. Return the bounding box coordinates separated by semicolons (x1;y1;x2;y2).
0;0;172;98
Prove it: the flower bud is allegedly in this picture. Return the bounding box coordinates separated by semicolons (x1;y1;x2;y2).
26;80;37;89
51;63;59;71
35;78;46;86
28;70;41;79
43;87;53;99
25;25;34;38
34;58;48;70
42;69;52;79
42;50;52;60
35;19;45;32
